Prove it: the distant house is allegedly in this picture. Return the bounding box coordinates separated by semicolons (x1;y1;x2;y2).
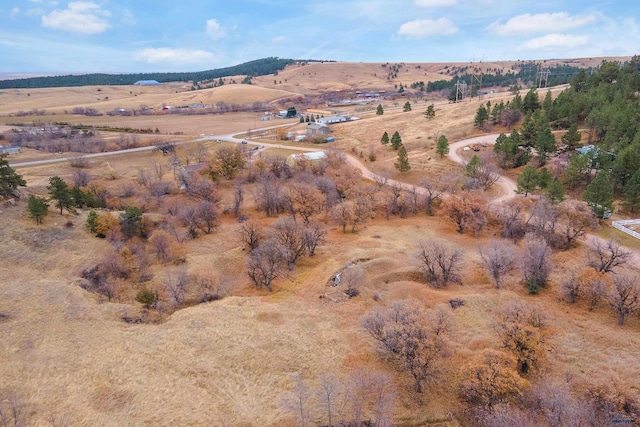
286;151;327;167
134;80;160;86
306;123;331;136
0;145;20;155
316;116;348;125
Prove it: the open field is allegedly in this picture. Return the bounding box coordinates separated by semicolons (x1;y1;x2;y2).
1;57;639;426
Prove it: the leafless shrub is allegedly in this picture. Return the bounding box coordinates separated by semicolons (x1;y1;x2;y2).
192;269;229;302
415;239;463;288
137;168;151;186
607;272;640;325
149;230;172;265
479;240;516;288
238;220;265;251
588;238;632;273
0;393;27;427
72;169;90;187
341;265;365;298
69;155;90;168
149;180;174;200
585;275;607;311
120;182;136;198
493;199;526;243
270;216;306;267
560;270;580;304
361;300;448;393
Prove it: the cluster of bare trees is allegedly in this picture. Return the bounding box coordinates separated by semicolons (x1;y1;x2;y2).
282;369;396;427
241;217;327;291
361;300;452;393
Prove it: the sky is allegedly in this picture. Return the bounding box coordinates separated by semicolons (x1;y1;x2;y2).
0;0;639;75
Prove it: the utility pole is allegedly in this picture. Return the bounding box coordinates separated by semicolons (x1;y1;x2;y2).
538;68;551;89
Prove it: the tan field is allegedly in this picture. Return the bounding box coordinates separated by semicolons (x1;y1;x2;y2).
1;57;639;426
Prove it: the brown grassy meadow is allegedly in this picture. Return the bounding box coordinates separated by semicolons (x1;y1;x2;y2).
1;58;639;426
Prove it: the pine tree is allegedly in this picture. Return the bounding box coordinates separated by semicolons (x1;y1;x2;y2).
0;156;26;196
534;114;556;166
561;123;581;150
424;104;435;120
390;131;403;150
466;155;482;179
517;166;539;196
47;176;73;214
403;101;412;112
546;177;565;204
376;104;384;115
436;135;449;158
623;170;640;212
380;131;390;146
27;194;49;224
474;104;489;128
583;172;614;218
395;146;411;173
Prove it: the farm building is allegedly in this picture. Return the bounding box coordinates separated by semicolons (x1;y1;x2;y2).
134;80;160;86
286;151;327;167
306;123;331;136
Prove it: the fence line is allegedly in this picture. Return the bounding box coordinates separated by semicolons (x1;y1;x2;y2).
612;220;640;240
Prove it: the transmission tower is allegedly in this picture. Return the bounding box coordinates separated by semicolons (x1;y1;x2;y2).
538;68;551;88
455;79;468;102
470;58;483;99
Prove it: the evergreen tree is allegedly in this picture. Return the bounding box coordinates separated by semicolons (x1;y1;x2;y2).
564;153;590;189
120;206;145;238
380;131;390;146
534;114;556;166
390;131;403;150
27;194;49;224
520;111;538;146
0;156;26;196
436;135;449;158
376;104;384;115
583;172;614;218
424;104;435;120
538;167;552;189
542;90;553;113
395;145;411;173
517;166;538;196
546;177;565;204
474;104;489;128
86;210;99;234
403;101;412;112
466;155;482;179
286;106;297;117
47;176;73;214
623;169;640;212
561;123;581;150
523;87;540;113
510;93;523;112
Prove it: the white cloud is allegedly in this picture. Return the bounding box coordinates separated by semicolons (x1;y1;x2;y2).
488;12;596;36
518;33;590;51
41;2;112;34
206;19;226;41
397;18;458;39
11;7;20;17
272;35;286;43
121;8;136;26
414;0;457;7
134;48;219;65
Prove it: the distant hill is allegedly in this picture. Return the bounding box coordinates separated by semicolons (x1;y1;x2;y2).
0;57;300;89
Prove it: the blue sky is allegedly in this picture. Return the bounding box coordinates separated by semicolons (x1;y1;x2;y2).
0;0;638;74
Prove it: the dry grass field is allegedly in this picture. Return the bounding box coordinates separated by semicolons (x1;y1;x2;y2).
1;57;639;426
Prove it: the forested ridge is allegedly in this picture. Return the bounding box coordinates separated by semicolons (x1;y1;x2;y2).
0;57;297;89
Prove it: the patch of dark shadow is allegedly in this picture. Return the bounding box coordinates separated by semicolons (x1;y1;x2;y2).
15;227;71;249
449;299;465;309
0;313;12;322
373;270;424;285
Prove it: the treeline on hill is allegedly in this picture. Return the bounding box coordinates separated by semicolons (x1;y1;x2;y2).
481;55;640;217
0;57;299;89
421;61;593;94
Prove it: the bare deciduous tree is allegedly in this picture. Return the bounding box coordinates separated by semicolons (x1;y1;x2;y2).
194;200;219;234
341;265;365;298
560;269;580;304
494;301;547;375
479;240;516;288
245;239;289;291
588;238;632;273
237;220;265;251
286;181;325;224
420;174;454;216
72;169;90;187
187;178;220;203
300;221;327;257
149;229;172;265
165;266;189;307
316;373;341;427
555;200;598;250
282;372;311;427
493;199;526;243
441;192;486;234
415;239;463;288
522;234;553;294
270;216;306;268
361;300;448;393
0;393;26;427
608;273;640;325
